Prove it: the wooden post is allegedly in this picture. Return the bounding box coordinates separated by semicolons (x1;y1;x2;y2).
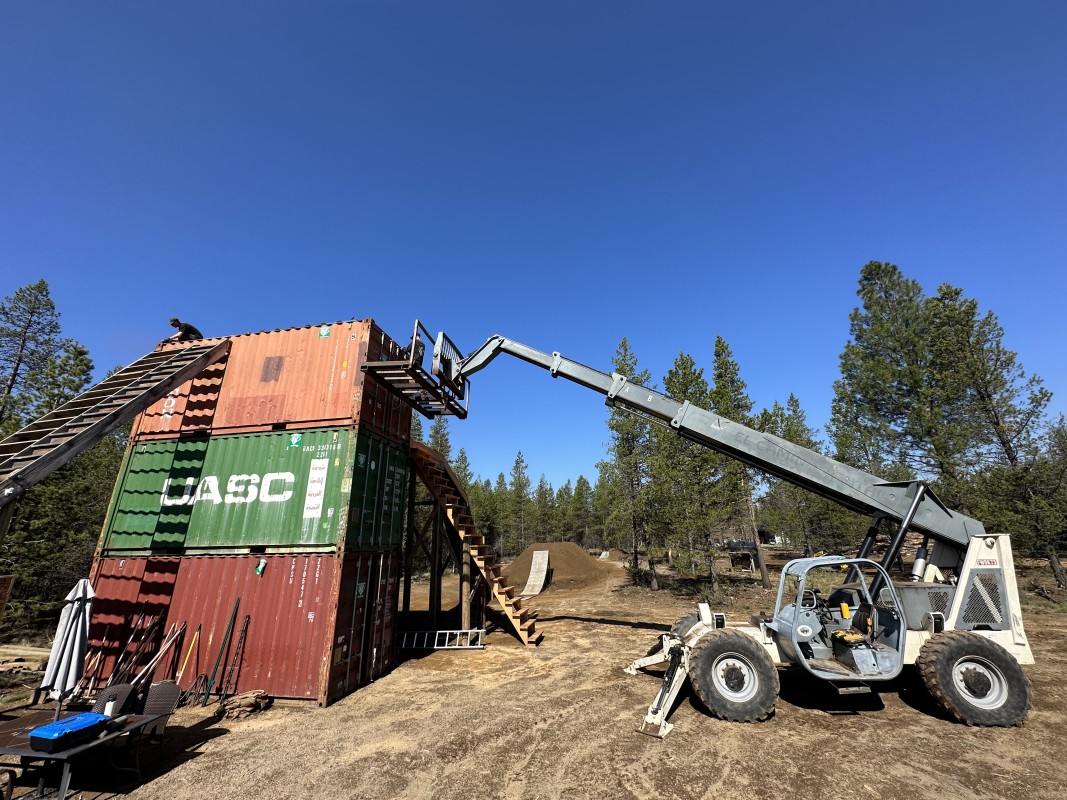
429;507;442;628
460;535;471;630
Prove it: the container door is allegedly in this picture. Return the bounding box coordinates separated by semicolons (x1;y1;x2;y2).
327;553;373;703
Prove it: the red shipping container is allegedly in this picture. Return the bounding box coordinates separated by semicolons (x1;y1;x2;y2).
131;320;411;444
89;551;401;704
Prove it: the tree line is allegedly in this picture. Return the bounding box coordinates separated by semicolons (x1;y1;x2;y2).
418;263;1067;588
0;280;128;629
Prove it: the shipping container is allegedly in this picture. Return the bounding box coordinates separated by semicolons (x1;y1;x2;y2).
130;320;411;444
89;551;401;704
100;427;407;554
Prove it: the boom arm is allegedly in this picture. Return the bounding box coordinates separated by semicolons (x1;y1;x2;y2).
450;335;984;549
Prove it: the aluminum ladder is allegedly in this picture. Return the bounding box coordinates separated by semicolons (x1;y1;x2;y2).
400;629;485;650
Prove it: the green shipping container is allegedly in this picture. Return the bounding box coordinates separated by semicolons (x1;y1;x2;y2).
101;427;407;554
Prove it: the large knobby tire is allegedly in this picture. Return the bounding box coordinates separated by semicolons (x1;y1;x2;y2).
916;631;1032;727
672;612;701;641
689;629;779;722
644;611;701;657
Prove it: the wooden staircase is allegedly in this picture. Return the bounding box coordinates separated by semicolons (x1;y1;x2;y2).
410;442;540;645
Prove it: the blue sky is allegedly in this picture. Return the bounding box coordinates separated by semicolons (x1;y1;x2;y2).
3;2;1065;489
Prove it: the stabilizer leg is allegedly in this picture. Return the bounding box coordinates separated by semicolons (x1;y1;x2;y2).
636;645;688;738
623;635;672;675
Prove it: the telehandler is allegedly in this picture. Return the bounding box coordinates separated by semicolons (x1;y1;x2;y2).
370;328;1034;737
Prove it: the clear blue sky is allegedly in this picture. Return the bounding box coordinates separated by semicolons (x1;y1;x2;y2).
3;2;1065;489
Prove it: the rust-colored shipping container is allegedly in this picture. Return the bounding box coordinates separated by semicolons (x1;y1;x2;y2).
130;320;411;444
89;550;401;704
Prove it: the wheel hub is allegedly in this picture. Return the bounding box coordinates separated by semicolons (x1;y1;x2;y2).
951;655;1008;710
711;653;760;703
722;665;746;693
961;666;992;698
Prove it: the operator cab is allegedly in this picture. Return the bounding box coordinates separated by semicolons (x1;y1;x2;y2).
767;556;905;681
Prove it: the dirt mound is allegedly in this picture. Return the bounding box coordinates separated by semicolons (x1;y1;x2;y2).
502;541;620;593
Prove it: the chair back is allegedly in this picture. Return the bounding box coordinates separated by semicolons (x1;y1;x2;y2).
142;680;182;737
92;683;136;716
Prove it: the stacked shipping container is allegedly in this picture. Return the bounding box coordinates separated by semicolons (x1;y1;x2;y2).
89;320;411;704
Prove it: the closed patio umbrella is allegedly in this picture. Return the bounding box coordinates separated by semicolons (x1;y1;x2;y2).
40;578;95;719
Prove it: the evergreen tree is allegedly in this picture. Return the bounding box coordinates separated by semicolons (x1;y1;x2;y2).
493;472;510;558
409;413;425;443
555;480;575;542
452;448;474;493
26;339;93;419
969;417;1067;587
606;338;652;571
829;262;928;477
531;475;555;543
707;336;769;586
0;279;63;431
756;395;862;553
466;477;500;558
509;453;531;556
648;350;719;562
831;262;1061;578
570;475;594;548
428;416;452;461
591;465;621;551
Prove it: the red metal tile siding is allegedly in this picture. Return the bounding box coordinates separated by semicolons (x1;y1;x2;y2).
131;320;411;444
90;551;400;704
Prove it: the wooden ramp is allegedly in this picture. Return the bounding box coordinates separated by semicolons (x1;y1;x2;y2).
410;442;540;646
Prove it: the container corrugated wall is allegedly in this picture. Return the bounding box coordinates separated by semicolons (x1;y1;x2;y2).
89;551;400;703
325;550;401;703
92;317;410;706
100;427;407;554
130;320;411;444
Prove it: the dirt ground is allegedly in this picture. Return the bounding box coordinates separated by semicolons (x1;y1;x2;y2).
6;550;1067;800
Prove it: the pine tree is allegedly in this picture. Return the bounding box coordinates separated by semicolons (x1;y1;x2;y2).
831;262;1061;578
707;336;769;587
452;448;474;493
532;475;555;543
509;453;531;556
648;351;718;553
493;472;510;558
756;395;862;553
606;338;651;571
428;416;452;461
570;475;594;548
0;279;63;431
409;413;425;443
26;339;93;418
555;480;575;543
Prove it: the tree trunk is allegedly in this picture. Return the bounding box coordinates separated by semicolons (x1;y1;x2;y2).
705;549;721;598
743;479;772;589
1048;547;1067;589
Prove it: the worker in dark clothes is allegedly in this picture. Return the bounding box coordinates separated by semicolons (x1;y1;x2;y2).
166;317;204;342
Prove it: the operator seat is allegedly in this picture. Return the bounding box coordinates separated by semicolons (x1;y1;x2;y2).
830;602;876;651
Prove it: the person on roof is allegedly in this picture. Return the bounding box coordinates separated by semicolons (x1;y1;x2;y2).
166;318;204;342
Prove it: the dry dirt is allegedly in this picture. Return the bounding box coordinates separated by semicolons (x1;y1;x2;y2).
8;550;1067;800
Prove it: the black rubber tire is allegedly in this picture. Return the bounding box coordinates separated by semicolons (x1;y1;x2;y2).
916;631;1032;727
689;629;779;722
644;611;701;657
671;612;701;641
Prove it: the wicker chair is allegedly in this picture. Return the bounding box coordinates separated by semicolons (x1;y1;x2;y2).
140;680;182;748
92;682;137;716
